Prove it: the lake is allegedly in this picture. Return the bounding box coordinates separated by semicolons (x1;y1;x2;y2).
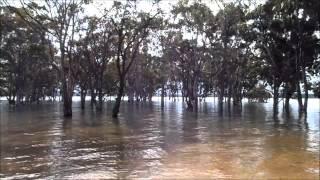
0;98;319;179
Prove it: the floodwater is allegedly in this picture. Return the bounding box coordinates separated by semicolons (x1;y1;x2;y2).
0;98;319;179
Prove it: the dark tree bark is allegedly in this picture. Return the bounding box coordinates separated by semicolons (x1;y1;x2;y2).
273;82;280;115
302;66;308;112
193;77;198;111
90;80;96;106
296;82;303;111
227;86;232;109
61;46;74;117
161;83;165;109
218;85;224;113
232;85;242;106
284;82;294;112
62;77;73;117
112;77;125;118
80;88;86;109
96;74;104;111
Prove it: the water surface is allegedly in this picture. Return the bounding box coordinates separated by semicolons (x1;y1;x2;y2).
0;98;319;179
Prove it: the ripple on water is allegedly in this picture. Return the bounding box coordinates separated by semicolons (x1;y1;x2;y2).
64;170;117;179
3;155;31;160
0;173;41;180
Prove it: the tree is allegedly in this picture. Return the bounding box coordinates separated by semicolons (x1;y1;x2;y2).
250;0;319;113
77;15;115;111
170;1;213;111
110;1;161;118
10;0;87;116
0;5;57;104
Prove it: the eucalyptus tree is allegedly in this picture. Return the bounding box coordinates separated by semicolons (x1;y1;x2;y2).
157;31;181;102
74;38;90;109
170;1;213;110
282;0;320;111
0;6;25;104
110;1;162;118
249;1;287;113
78;15;115;111
8;0;88;116
250;0;319;113
0;5;57;104
209;3;251;110
126;18;167;104
127;49;161;103
158;33;174;107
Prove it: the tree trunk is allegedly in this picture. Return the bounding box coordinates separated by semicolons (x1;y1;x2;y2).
218;85;224;113
16;87;23;105
296;82;303;111
142;96;147;102
284;83;290;112
62;79;73;117
186;81;193;110
182;89;185;102
233;85;241;106
273;84;280;115
8;92;15;105
284;95;290;112
302;67;308;112
128;88;134;103
96;73;104;111
161;83;165;109
80;88;86;109
227;87;231;109
90;88;96;106
96;88;103;111
112;77;125;118
186;98;193;110
193;77;198;111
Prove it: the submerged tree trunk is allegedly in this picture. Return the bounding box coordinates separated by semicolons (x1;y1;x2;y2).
284;95;290;112
80;88;86;109
193;77;198;111
62;78;73;117
296;82;303;111
127;77;134;103
112;77;125;118
302;67;308;112
161;83;165;109
16;88;23;105
284;83;291;112
273;83;280;115
186;98;193;110
90;88;96;106
233;85;242;106
97;89;103;111
96;73;103;111
227;86;231;109
96;71;104;111
7;93;15;105
60;46;74;117
128;88;134;103
184;81;193;110
218;85;224;114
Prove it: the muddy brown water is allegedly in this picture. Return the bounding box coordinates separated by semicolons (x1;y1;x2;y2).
0;98;319;179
